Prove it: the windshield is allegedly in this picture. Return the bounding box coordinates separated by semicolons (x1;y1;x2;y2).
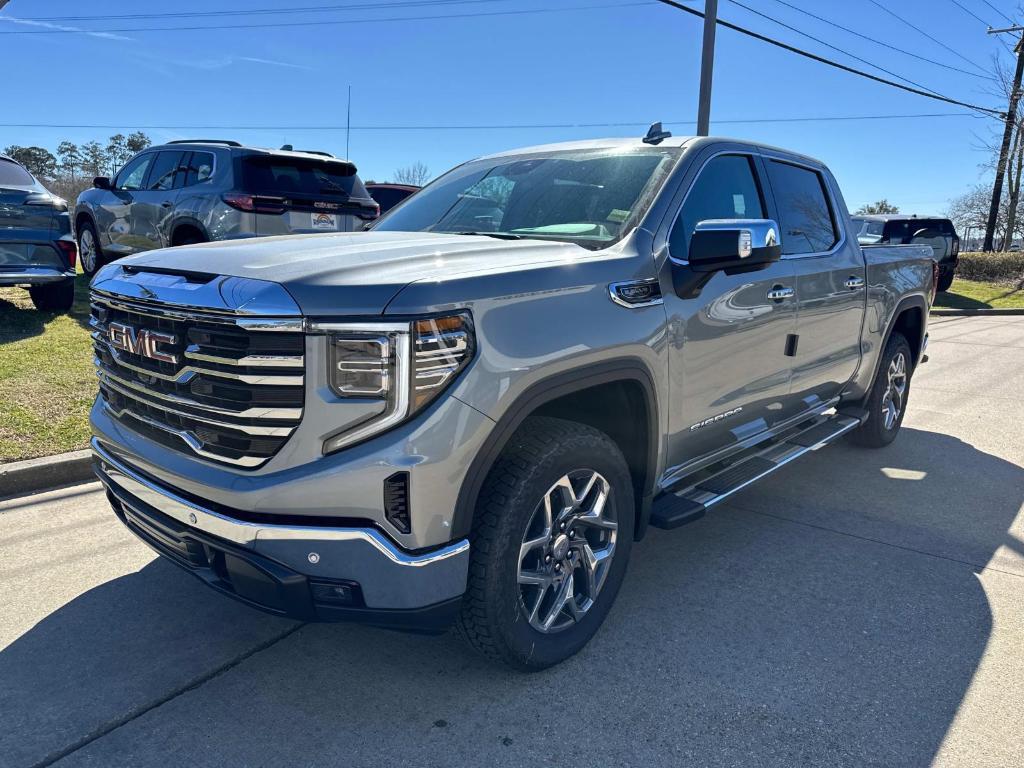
372;147;680;248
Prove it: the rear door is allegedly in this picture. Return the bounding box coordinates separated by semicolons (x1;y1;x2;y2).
129;150;185;250
239;154;378;235
764;156;865;407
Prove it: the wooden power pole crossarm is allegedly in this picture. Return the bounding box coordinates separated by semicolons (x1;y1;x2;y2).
983;27;1024;252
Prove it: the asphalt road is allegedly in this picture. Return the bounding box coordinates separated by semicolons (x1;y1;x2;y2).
2;315;1022;768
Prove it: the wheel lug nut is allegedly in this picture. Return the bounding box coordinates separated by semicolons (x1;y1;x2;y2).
560;522;566;531
545;554;552;563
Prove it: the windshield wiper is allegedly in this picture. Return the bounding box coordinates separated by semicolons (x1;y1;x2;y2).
452;231;524;240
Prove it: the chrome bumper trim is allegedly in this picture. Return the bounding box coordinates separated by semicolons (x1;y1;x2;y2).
0;267;75;284
91;437;469;567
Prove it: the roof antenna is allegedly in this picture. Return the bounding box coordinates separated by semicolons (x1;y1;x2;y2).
643;122;672;145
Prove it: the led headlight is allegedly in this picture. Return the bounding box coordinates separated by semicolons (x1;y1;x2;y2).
323;313;474;454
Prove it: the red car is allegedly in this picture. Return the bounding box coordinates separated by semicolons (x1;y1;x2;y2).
365;183;419;214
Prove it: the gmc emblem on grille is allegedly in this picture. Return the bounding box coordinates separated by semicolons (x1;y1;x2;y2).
107;322;178;364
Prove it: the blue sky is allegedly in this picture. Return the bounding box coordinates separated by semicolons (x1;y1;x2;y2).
0;0;1016;212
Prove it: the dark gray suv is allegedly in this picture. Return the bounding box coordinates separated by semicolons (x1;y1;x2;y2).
74;140;379;276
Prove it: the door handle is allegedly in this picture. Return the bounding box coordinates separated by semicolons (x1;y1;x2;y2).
161;201;173;208
845;276;865;290
767;285;795;301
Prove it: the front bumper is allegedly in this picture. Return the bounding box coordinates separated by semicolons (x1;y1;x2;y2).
93;439;470;631
0;266;75;286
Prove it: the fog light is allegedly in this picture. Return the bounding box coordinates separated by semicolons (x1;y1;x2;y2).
310;580;362;606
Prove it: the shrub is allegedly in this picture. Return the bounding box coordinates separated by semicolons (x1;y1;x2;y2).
956;252;1024;284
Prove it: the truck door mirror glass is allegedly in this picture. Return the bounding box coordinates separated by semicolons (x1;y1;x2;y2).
687;219;782;272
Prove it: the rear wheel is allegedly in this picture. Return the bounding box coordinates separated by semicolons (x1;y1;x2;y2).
29;279;75;313
456;416;634;670
849;331;912;448
936;271;955;292
77;221;104;276
172;228;207;246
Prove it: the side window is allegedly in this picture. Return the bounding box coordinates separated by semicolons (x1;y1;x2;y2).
184;152;215;186
669;154;765;259
115;154;154;191
765;160;838;255
145;151;184;191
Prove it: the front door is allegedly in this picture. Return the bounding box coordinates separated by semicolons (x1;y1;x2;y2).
660;152;801;477
762;157;865;407
102;153;155;255
129;150;184;251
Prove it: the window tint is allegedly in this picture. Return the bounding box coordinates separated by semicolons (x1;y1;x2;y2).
883;218;954;242
369;187;414;212
0;159;35;186
241;155;370;200
766;161;838;255
146;151;184;191
184;152;215;186
115;154;154;191
669;154;765;258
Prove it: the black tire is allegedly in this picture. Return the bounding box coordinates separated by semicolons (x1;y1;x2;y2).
456;416;635;670
172;229;207;246
849;331;913;448
29;278;75;313
936;271;955;293
77;220;105;277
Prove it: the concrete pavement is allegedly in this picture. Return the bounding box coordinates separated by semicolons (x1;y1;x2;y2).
1;315;1022;768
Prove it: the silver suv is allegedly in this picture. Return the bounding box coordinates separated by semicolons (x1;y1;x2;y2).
74;140;379;276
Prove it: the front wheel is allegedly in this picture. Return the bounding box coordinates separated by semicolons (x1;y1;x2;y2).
456;416;634;670
849;331;913;448
77;221;104;277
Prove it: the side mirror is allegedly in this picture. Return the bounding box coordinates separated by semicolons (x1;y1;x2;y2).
93;176;112;190
688;219;782;273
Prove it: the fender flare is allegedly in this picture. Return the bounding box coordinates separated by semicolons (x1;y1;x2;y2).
169;217;210;245
450;358;661;541
863;293;928;393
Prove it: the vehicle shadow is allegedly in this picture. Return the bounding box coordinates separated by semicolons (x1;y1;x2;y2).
0;427;1019;767
0;275;93;345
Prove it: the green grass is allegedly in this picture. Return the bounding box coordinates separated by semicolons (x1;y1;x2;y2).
934;277;1024;310
0;275;95;463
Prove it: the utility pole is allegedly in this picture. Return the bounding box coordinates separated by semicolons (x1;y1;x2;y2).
696;0;718;136
983;26;1024;251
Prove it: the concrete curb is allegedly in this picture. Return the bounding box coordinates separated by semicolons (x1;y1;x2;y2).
931;308;1024;316
0;449;95;500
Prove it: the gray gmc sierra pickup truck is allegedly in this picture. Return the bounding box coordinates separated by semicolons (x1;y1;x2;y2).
89;131;936;669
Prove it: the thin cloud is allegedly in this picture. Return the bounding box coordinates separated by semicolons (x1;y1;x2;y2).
0;15;133;41
237;56;313;71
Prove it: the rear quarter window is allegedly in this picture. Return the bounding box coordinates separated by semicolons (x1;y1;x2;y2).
0;160;35;186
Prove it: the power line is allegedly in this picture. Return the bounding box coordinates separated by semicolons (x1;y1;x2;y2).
653;0;1003;117
948;0;992;26
980;0;1016;25
727;0;945;95
760;0;994;80
1;0;502;23
0;1;649;34
862;0;990;76
0;114;983;132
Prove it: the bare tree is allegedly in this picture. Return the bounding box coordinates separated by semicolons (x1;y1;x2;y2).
81;141;108;178
392;161;431;186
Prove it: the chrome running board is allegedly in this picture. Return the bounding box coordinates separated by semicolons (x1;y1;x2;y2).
648;409;865;530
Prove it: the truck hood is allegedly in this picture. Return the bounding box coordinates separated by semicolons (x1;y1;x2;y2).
112;231;586;314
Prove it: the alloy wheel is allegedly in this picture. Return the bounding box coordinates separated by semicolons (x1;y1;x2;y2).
517;469;617;633
880;351;907;430
79;229;96;273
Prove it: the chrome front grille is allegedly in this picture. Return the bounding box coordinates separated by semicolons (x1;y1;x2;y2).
91;291;304;469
